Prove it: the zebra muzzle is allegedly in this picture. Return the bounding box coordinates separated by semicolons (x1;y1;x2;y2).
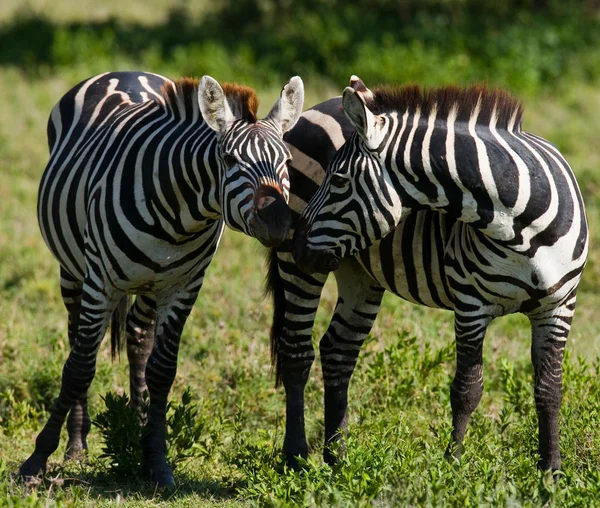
250;186;292;247
292;220;340;274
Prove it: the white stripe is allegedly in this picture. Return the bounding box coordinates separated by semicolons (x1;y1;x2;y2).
302;109;346;150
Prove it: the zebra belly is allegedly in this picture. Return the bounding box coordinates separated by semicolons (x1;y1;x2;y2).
106;234;223;294
442;222;538;316
84;191;225;294
356;214;572;318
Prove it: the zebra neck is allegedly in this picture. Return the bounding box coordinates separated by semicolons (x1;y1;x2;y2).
164;87;202;121
148;122;222;237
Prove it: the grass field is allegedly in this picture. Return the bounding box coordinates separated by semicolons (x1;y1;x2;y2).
1;2;600;506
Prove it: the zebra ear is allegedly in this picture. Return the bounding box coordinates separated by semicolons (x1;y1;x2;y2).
342;86;379;148
349;75;374;101
198;76;236;134
266;76;304;134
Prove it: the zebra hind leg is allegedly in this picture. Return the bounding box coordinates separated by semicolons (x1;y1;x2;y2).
446;308;492;461
321;258;384;465
19;277;121;481
58;268;90;461
126;295;157;416
529;295;576;472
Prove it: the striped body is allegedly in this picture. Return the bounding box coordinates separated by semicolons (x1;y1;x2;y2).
39;72;223;293
296;84;587;317
273;82;588;470
21;71;304;486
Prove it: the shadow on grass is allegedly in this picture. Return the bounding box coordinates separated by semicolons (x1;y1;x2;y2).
72;471;242;502
6;460;242;502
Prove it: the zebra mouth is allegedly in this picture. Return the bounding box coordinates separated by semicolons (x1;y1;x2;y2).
250;215;291;247
292;223;340;273
294;246;341;274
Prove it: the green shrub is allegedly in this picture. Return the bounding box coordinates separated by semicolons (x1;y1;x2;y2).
92;387;216;478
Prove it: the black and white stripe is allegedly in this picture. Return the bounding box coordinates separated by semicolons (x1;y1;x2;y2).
20;71;304;486
270;78;588;471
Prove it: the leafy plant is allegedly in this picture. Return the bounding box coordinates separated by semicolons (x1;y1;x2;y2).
92;387;216;478
0;389;45;435
166;387;218;468
92;392;146;478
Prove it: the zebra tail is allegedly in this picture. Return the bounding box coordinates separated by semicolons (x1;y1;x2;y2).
265;247;285;387
110;295;130;360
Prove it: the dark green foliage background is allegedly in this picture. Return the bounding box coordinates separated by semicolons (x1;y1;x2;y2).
2;0;599;92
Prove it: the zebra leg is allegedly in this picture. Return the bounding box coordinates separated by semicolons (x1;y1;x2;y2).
273;250;327;467
321;258;384;465
529;296;575;472
447;308;492;460
19;278;120;480
60;269;94;461
143;286;200;487
126;295;157;414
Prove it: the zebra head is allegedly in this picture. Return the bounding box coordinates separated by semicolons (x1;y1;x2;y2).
293;76;403;273
198;76;304;247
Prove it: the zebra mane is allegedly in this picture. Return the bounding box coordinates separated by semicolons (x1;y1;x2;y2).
221;83;259;123
365;84;524;131
161;78;259;122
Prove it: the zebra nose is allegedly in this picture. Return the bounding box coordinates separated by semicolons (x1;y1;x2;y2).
255;187;289;222
252;185;292;246
257;195;277;211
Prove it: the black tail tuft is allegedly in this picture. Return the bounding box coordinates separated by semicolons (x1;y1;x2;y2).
110;295;130;360
265;247;285;387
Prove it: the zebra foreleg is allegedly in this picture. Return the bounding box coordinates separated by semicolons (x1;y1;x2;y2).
19;280;121;481
143;287;199;487
321;258;384;465
58;268;91;461
274;251;327;467
126;295;157;416
447;309;492;461
529;296;575;472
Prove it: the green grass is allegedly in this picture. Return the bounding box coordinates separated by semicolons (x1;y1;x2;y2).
1;2;600;506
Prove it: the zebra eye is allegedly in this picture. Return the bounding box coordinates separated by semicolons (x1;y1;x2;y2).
330;173;348;188
223;154;237;168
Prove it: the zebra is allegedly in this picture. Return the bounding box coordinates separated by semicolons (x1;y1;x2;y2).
19;71;304;486
268;77;588;472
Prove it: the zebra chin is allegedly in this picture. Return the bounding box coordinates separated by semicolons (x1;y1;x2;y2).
293;246;341;274
292;235;341;275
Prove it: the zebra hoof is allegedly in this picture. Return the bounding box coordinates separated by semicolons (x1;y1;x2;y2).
444;443;462;463
283;449;309;471
284;454;306;471
18;453;47;483
148;463;175;488
537;458;561;474
323;443;345;467
64;442;88;462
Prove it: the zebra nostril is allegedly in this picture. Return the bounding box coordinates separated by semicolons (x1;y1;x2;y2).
257;195;277;212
